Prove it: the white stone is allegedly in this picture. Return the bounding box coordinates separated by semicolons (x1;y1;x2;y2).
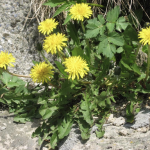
107;114;126;126
119;129;128;136
0;126;6;131
137;127;148;133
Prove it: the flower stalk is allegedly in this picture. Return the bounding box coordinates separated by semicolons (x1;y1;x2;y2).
81;21;91;60
40;51;56;69
145;45;150;81
6;70;30;78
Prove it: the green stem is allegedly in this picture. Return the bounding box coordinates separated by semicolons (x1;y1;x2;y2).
79;80;92;84
57;51;65;62
81;21;89;48
40;51;56;70
81;21;86;33
81;21;91;62
145;45;150;81
87;3;104;8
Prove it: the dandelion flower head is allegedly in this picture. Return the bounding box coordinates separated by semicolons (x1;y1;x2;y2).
38;18;58;35
43;33;67;54
70;3;92;21
63;56;89;80
30;62;54;84
0;51;16;69
138;26;150;45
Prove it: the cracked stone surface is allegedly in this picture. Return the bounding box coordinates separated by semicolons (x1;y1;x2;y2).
58;108;150;150
0;111;49;150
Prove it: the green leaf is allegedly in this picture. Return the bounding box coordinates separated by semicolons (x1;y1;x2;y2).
53;3;72;17
72;46;84;57
67;22;80;45
98;15;105;24
37;97;47;105
0;87;8;95
98;39;116;58
126;102;135;123
106;6;120;22
1;72;11;85
98;32;124;58
142;44;148;53
106;22;115;32
60;80;74;95
95;120;105;138
7;82;19;88
116;47;123;53
90;84;99;96
39;105;58;119
85;18;105;38
85;28;100;38
96;130;105;138
78;119;90;140
108;32;124;46
13;113;30;123
137;73;146;82
0;99;7;104
43;0;65;7
123;25;138;41
131;64;141;75
63;14;72;25
120;60;132;70
96;91;108;107
106;98;111;105
11;76;19;82
80;93;93;125
32;126;41;137
116;17;129;32
55;61;68;77
15;85;28;94
50;132;58;149
110;96;116;103
58;115;73;139
32;60;39;65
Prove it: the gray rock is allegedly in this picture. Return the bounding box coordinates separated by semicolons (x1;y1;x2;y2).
0;110;48;150
118;129;129;136
137;127;149;133
0;0;54;83
58;125;150;150
107;114;126;126
58;108;150;150
124;108;150;129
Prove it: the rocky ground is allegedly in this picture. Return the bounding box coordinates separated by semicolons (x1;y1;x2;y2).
0;106;150;150
58;107;150;150
0;0;150;150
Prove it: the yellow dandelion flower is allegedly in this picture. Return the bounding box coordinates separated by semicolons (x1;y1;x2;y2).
70;3;92;21
138;26;150;45
43;33;67;54
63;56;89;80
30;62;54;83
0;51;16;69
38;18;58;35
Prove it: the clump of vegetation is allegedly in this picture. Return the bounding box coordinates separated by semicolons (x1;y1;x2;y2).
0;0;150;149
